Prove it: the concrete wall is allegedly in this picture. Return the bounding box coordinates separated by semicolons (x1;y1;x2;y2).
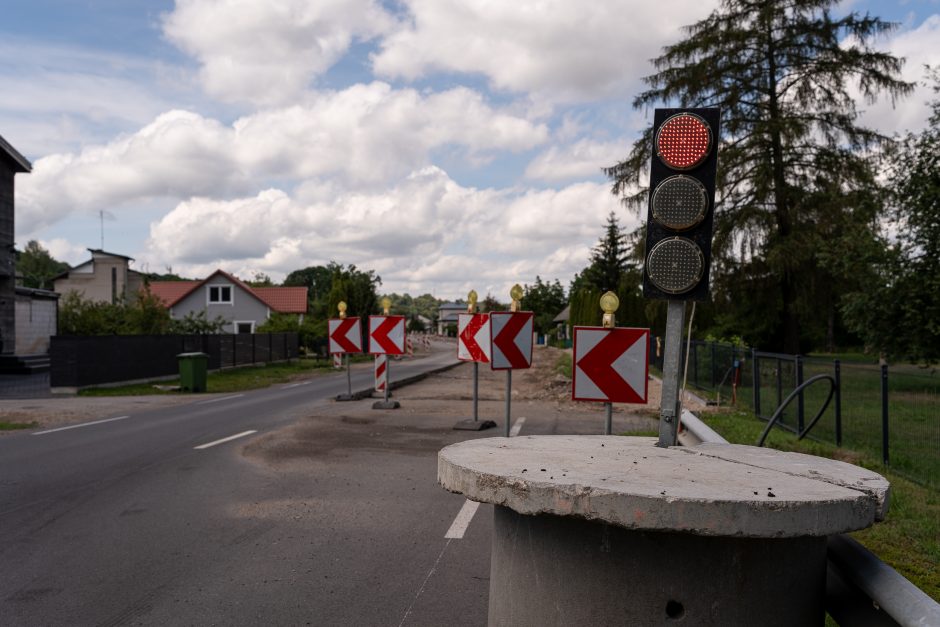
172;275;269;333
15;291;57;354
0;162;15;354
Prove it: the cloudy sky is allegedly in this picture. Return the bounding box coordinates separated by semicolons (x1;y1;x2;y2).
4;0;939;300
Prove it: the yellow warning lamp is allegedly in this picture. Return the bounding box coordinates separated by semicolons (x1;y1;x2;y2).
337;301;347;319
600;291;619;328
381;297;392;315
509;284;523;313
467;290;478;314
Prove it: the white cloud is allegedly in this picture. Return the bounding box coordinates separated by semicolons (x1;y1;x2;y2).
162;0;395;105
16;110;248;234
15;85;547;234
38;238;89;267
525;138;630;182
372;0;717;102
856;15;940;134
233;83;549;184
139;168;630;298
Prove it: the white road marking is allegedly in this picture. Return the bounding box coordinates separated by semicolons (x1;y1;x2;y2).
282;381;312;389
398;538;452;627
193;430;257;450
445;500;481;539
442;417;525;541
195;394;244;405
32;415;130;435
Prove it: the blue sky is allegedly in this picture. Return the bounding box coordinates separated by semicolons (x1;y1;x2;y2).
3;0;938;300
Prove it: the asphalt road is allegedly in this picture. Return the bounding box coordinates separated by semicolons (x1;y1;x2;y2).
0;346;501;627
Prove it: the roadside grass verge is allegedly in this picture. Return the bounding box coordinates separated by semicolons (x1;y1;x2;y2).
699;408;939;601
79;357;338;397
555;351;572;378
0;421;38;430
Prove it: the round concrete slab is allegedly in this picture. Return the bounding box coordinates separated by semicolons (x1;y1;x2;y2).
438;435;889;538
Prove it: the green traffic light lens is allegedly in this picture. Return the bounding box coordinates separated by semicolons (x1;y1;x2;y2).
651;175;708;230
646;237;704;294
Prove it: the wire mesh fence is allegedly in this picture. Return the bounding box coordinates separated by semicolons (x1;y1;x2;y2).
661;338;940;488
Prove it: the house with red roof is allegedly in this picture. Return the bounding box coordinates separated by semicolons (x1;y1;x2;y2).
148;270;307;334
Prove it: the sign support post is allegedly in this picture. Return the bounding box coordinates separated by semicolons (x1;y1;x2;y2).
473;362;479;422
600;292;618;435
570;292;649;424
454;290;496;431
505;369;512;437
371;298;403;410
329;301;363;402
505;285;523;437
657;300;686;447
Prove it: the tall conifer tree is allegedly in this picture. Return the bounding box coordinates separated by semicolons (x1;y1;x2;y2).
605;0;912;352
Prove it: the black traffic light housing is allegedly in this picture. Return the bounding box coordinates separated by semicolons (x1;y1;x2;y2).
642;107;720;301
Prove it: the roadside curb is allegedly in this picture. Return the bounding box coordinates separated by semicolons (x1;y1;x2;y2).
341;359;464;401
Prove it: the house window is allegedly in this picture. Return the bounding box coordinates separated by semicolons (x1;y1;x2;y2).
208;285;233;304
235;321;254;334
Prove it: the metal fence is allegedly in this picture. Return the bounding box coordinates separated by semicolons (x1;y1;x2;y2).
658;338;940;488
50;333;299;390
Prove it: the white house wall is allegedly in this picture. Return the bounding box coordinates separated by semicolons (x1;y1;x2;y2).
172;275;269;333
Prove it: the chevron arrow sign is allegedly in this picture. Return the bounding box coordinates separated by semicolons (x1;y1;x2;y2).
490;311;534;370
572;327;649;404
457;313;491;363
328;318;363;354
369;315;406;355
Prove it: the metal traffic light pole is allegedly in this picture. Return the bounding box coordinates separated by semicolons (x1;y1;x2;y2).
657;300;685;447
641;108;720;447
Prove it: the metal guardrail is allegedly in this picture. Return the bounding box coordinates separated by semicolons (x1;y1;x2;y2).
678;410;940;627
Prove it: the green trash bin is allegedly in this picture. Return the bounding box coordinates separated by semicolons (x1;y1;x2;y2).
177;352;208;392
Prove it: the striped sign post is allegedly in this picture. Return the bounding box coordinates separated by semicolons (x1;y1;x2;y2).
374;354;388;393
333;354;343;369
406;334;414;357
370;298;403;409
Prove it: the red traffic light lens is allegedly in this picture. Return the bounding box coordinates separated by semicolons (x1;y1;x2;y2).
656;113;712;170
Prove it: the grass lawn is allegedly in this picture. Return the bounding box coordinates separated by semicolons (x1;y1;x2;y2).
78;357;342;397
699;408;939;602
686;352;939;488
0;421;38;430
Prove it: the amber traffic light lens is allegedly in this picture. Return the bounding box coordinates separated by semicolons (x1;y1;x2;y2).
651;175;708;230
656;113;711;170
646;237;704;294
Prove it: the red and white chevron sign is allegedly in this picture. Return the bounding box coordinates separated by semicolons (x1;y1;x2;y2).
572;327;649;404
457;313;490;363
369;315;406;355
328;318;363;354
374;354;388;392
333;354;343;369
489;311;534;370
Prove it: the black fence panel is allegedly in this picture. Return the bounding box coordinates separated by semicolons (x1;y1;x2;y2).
51;333;298;388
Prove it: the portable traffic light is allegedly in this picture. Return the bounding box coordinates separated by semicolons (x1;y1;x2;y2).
642;108;720;300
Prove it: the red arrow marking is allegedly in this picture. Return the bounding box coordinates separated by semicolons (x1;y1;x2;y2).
372;317;402;353
330;318;360;352
460;314;487;361
494;313;530;367
577;330;641;401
